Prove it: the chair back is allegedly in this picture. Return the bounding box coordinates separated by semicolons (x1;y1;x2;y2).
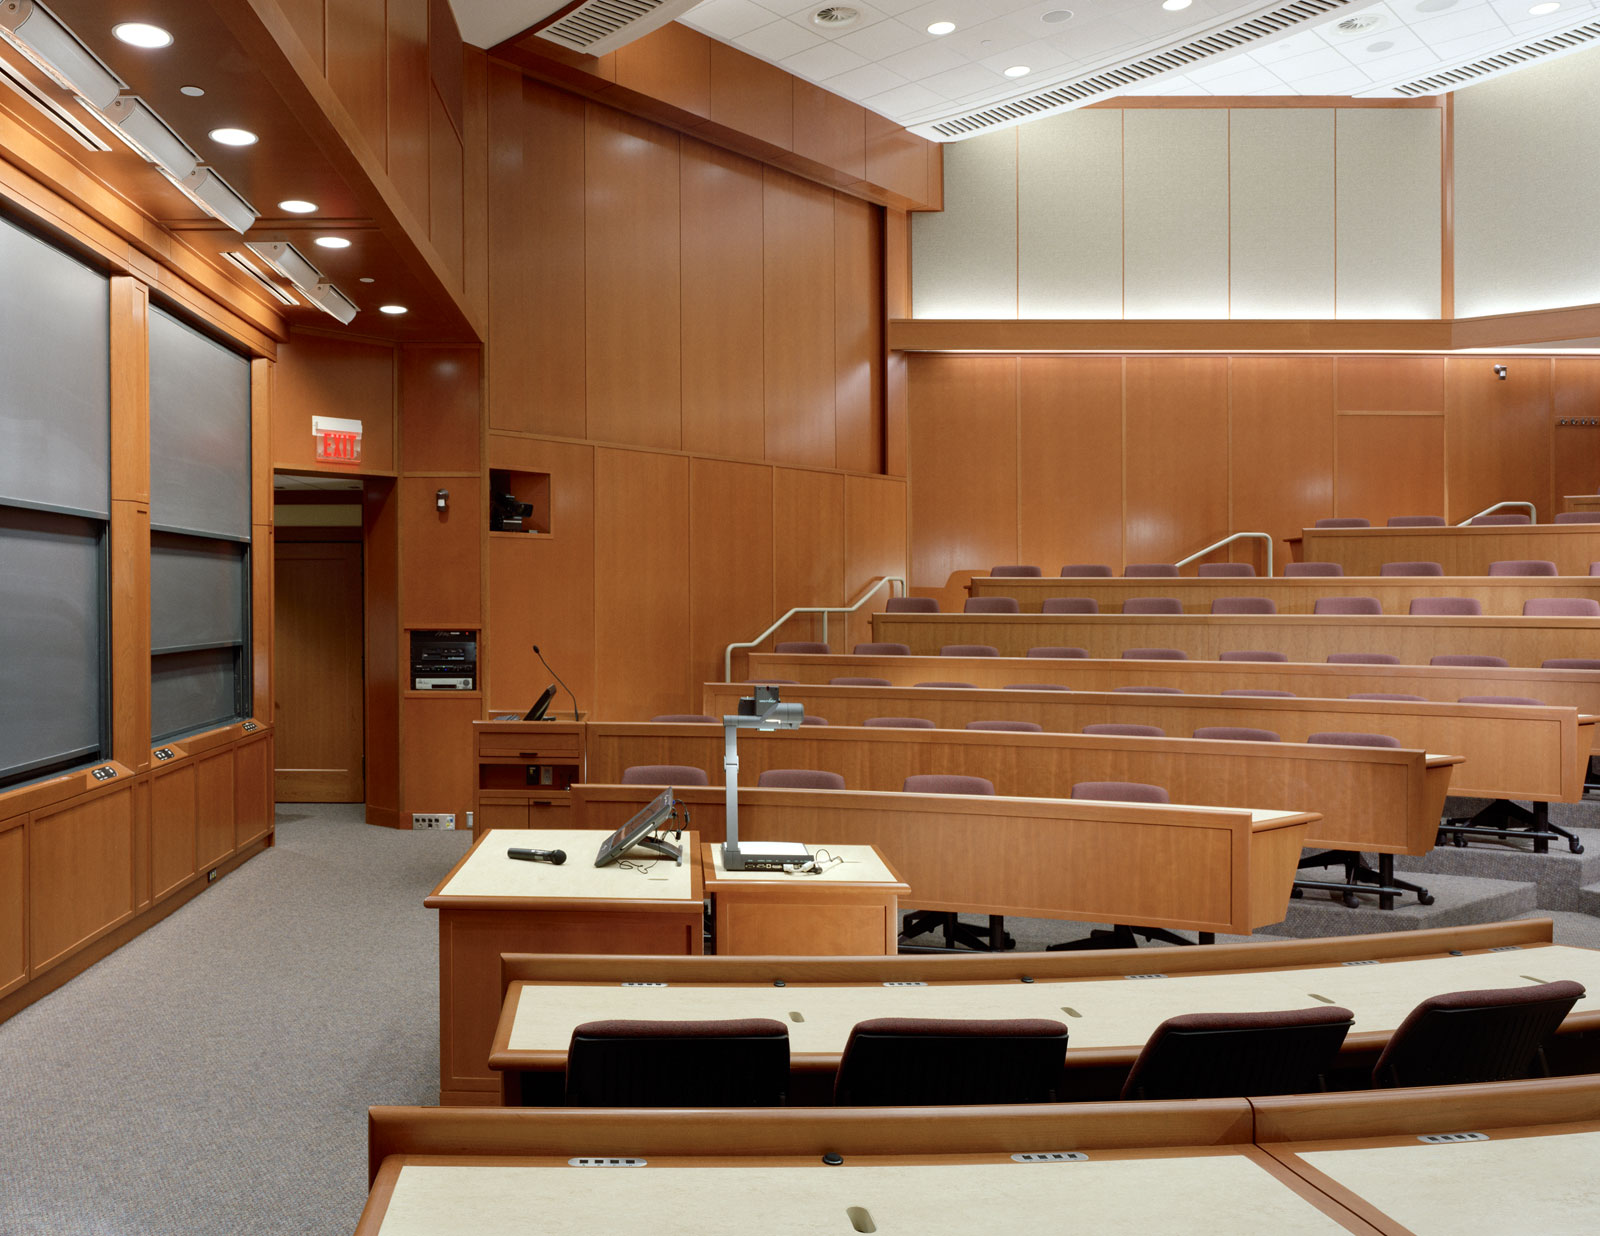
1306;731;1400;747
1112;686;1183;694
902;774;995;795
757;769;846;790
1431;654;1509;667
1347;693;1427;702
1197;563;1256;577
1471;514;1531;525
1083;723;1167;738
1124;563;1179;577
801;715;829;726
1524;598;1600;616
1284;562;1343;576
1554;512;1600;523
1028;645;1088;658
1121;1008;1353;1100
1219;650;1287;662
830;676;892;687
1060;564;1113;577
1327;652;1399;664
565;1019;790;1107
1042;598;1098;614
990;564;1042;577
1071;780;1169;802
854;642;911;655
885;596;939;612
941;644;1000;657
915;681;976;689
1408;597;1482;615
1315;596;1382;614
1123;597;1182;614
1459;696;1543;706
1121;647;1188;659
1387;516;1446;527
1381;561;1444;577
1543;658;1600;670
833;1017;1069;1106
1222;688;1297;697
1488;559;1557;576
1315;517;1370;528
620;764;709;786
1373;981;1584;1088
964;597;1020;614
863;717;934;728
966;720;1044;732
774;641;830;654
651;714;715;723
1004;682;1073;691
1211;597;1276;614
1193;726;1280;742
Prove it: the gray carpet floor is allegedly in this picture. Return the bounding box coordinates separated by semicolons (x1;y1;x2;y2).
2;802;1598;1236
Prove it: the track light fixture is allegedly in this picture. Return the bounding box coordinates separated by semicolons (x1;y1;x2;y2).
0;0;124;110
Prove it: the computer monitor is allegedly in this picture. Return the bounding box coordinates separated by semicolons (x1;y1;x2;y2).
593;787;682;866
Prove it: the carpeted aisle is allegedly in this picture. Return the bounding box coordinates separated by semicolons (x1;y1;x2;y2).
0;805;470;1236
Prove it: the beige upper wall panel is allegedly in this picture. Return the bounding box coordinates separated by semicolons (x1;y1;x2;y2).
1336;109;1441;320
1017;109;1124;318
911;129;1018;318
1229;109;1335;319
1455;43;1600;317
1123;109;1229;319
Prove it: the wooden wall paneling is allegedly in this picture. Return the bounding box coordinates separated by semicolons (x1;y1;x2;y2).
234;735;274;849
1335;357;1446;413
689;459;774;689
834;194;884;474
109;277;149;504
487;76;585;439
402;695;481;821
28;787;134;974
400;346;482;472
325;0;389;161
1445;356;1553;521
131;777;151;910
907;355;1019;589
461;48;491;325
1123;357;1231;565
1552;358;1600;500
364;479;402;826
885;350;908;479
273;331;397;472
485;438;596;717
1336;413;1447;527
0;817;25;997
1229;358;1335;564
253;359;275;723
706;42;792;151
275;541;365;801
251;360;275;527
865;111;932;207
613;22;712;122
111;501;152;772
429;86;467;284
387;0;431;227
429;0;466;133
399;475;482;627
195;750;236;871
1017;357;1124;572
584;106;683;449
773;468;846;646
792;82;866;182
593;448;691;718
279;0;327;67
884;208;910;479
763;168;837;469
150;764;199;903
844;475;909;653
679;138;766;460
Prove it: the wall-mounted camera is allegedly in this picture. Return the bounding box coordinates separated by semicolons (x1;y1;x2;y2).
492;490;534;532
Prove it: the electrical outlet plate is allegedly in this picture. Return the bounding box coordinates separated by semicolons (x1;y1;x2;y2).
411;813;457;830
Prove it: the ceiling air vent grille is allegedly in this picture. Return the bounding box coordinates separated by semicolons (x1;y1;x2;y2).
924;0;1352;139
1388;21;1600;95
537;0;700;58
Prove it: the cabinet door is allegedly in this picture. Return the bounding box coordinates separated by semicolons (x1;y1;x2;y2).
0;816;24;998
234;734;273;849
151;764;198;902
29;786;135;974
195;750;236;870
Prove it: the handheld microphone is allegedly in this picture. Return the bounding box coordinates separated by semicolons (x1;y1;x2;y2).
508;847;567;865
532;644;581;721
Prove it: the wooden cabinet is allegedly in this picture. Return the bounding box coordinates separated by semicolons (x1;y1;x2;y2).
29;785;136;975
150;762;199;902
234;733;274;849
472;721;586;838
0;816;24;999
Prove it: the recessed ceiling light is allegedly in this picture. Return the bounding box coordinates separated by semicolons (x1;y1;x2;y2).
209;127;258;147
379;304;408;315
1042;9;1074;22
278;200;317;214
1161;0;1192;10
113;23;173;49
359;277;375;284
927;21;956;35
1367;39;1395;52
314;236;351;249
1003;65;1031;77
179;85;205;97
1529;2;1561;13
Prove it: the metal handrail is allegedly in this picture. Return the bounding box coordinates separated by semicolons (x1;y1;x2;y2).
1457;501;1537;526
724;576;907;681
1175;531;1274;578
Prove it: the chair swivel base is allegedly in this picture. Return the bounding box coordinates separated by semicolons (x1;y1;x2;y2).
898;910;1014;953
1438;800;1583;855
1293;850;1433;911
1046;924;1214;950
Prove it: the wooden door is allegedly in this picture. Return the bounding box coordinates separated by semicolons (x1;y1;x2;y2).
274;541;364;801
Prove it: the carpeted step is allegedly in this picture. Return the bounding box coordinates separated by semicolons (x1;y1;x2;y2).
1260;870;1539;939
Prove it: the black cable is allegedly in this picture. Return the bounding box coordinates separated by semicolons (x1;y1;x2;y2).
532;644;581;721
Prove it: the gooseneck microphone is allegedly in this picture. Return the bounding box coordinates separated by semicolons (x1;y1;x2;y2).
508;847;567;865
532;644;581;721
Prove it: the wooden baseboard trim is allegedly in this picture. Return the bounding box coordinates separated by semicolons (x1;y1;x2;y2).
366;804;401;829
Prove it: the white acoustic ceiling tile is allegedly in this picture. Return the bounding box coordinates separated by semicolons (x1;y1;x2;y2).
1410;4;1506;43
779;0;894;37
976;41;1073;74
836;17;929;57
1044;17;1146;60
863;80;947;111
782;38;872;77
924;62;1011;98
940;16;1038;56
740;18;826;58
1120;73;1199;93
1427;26;1518;60
684;0;781;39
1187;52;1265;83
1267;45;1360;79
1250;29;1330;63
825;62;912;94
1358;46;1447;78
1338;27;1429;59
880;40;969;77
1294;64;1380;90
750;0;807;13
898;0;1007;31
1194;64;1289;92
868;0;928;15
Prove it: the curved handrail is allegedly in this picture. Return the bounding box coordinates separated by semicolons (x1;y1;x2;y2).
1175;532;1273;578
1457;501;1537;526
724;576;907;681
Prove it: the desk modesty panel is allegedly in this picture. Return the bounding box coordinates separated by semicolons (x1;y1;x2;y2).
1293;523;1600;577
701;683;1594;804
869;612;1600;667
583;723;1455;855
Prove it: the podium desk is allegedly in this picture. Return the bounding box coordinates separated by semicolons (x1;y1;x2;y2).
424;829;703;1106
703;843;908;956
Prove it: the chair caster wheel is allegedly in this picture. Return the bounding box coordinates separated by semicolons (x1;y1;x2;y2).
1571;842;1585;855
1418;893;1435;906
1341;892;1359;909
1291;888;1303;899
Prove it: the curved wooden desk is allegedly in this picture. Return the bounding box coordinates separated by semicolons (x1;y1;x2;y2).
1295;523;1600;576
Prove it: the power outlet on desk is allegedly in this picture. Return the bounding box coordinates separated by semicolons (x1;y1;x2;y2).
525;765;555;786
412;813;457;830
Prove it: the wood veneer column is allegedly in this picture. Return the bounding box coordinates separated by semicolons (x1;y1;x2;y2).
108;277;151;771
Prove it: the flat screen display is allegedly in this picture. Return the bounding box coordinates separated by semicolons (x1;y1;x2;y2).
594;787;676;867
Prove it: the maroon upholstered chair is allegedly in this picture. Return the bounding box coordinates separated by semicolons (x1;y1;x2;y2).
1122;648;1188;659
1306;731;1400;747
1123;597;1182;614
830;676;892;687
1431;654;1509;668
801;715;829;726
1315;517;1370;528
1524;598;1600;616
650;714;715;723
1211;597;1276;614
915;681;976;689
1124;563;1179;577
757;769;846;790
885;596;939;612
1380;561;1443;577
1409;597;1482;615
1555;512;1600;523
1042;597;1098;614
1071;780;1169;802
1387;516;1447;527
833;1017;1070;1106
1373;981;1584;1088
1489;560;1557;576
1112;686;1183;694
1223;688;1297;697
1197;563;1256;577
1219;650;1288;662
1004;682;1073;691
964;597;1020;614
1314;596;1382;614
1472;513;1531;525
941;644;999;657
989;564;1042;577
1543;658;1600;669
1593;563;1600;576
1028;646;1088;658
863;717;935;728
1348;693;1428;702
564;1018;790;1107
621;764;709;786
1060;564;1113;577
1284;562;1343;576
745;678;798;684
966;720;1044;733
854;642;911;655
1082;723;1166;737
1327;652;1399;664
1193;726;1281;742
903;774;994;795
774;641;830;654
1120;1007;1353;1101
1459;695;1544;706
